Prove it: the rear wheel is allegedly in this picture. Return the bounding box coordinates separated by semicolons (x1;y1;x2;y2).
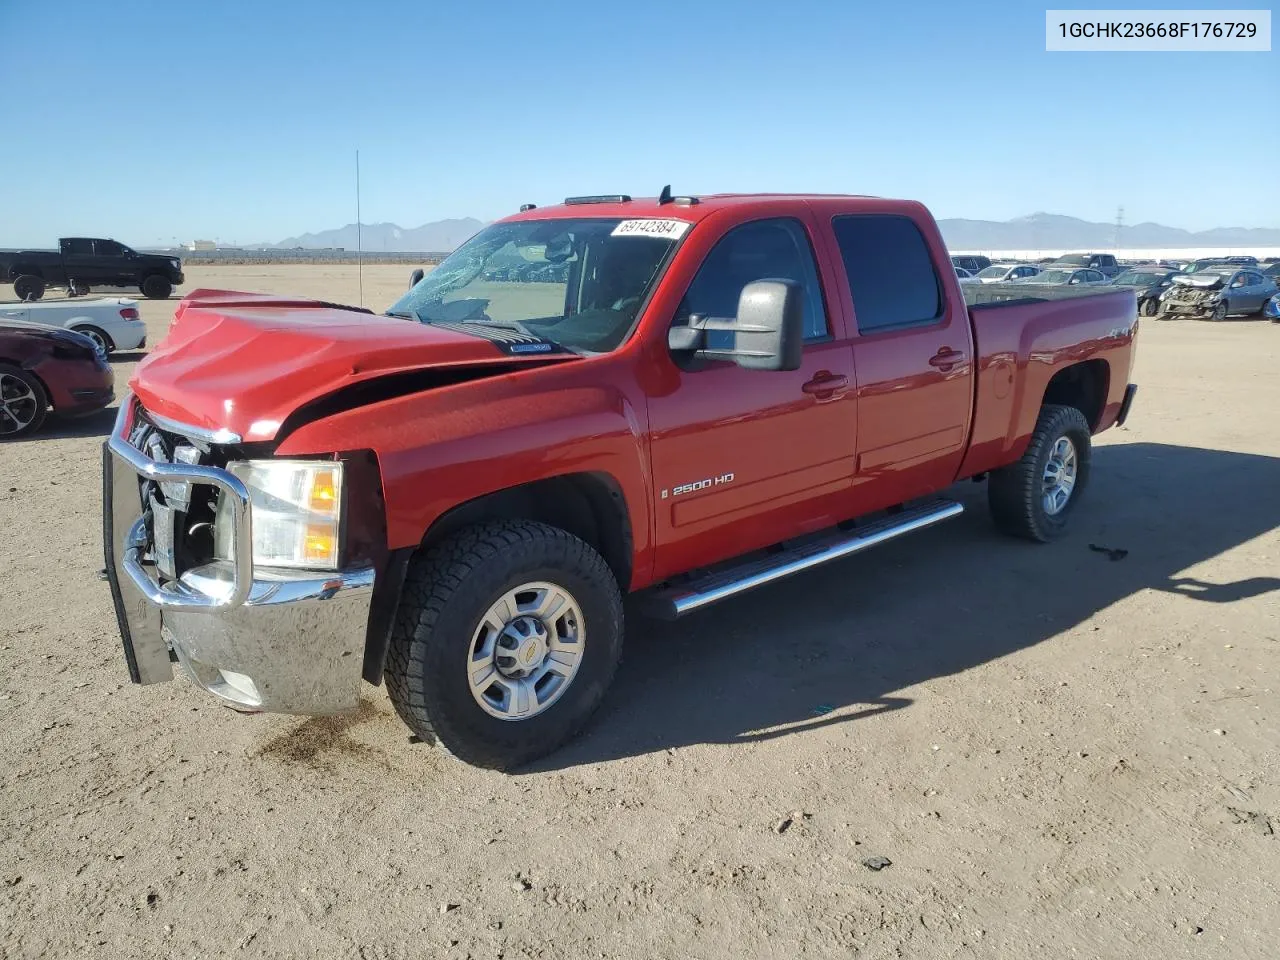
13;275;45;301
141;275;172;299
385;520;624;770
988;404;1092;543
0;364;48;439
73;325;113;355
68;280;91;297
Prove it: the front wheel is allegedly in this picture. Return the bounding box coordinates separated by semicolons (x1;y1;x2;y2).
0;363;49;438
1139;297;1159;317
385;520;624;770
1209;301;1229;321
988;404;1092;542
141;275;172;299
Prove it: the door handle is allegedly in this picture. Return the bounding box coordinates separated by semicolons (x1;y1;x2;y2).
802;373;849;397
929;348;966;370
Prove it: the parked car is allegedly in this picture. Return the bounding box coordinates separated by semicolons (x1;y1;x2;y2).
0;321;114;438
0;238;184;301
1108;266;1179;317
102;191;1137;770
0;297;147;355
1181;256;1259;274
974;262;1042;283
950;254;992;274
955;266;978;282
1159;268;1278;320
1259;259;1280;282
1264;292;1280;322
1051;253;1122;278
1012;267;1109;286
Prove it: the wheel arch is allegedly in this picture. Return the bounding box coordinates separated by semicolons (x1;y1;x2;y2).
1041;358;1110;432
361;471;634;685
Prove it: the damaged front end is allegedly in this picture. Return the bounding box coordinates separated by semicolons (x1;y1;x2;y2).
102;398;377;714
1159;275;1225;317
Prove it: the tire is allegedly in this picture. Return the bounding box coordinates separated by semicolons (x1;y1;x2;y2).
385;519;624;770
69;281;90;297
141;275;172;300
988;404;1092;543
1209;301;1229;321
0;363;49;439
1139;297;1159;317
13;275;45;302
73;325;113;355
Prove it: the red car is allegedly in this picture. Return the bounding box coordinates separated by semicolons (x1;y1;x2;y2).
104;191;1138;770
1;320;114;438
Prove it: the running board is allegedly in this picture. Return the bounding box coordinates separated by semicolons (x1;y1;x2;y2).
639;499;964;620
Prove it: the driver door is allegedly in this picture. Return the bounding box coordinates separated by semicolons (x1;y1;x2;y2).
645;213;858;580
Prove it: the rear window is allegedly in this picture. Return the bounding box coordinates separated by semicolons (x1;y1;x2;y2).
832;215;942;333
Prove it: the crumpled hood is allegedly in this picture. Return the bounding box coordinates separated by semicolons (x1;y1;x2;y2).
130;289;573;442
1171;274;1226;289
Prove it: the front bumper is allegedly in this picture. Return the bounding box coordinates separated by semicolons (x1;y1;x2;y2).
102;399;373;714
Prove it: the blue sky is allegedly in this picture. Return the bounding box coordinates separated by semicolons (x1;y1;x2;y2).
1;0;1276;246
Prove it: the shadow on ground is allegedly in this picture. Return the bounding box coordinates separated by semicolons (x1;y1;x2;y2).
10;405;117;442
529;442;1280;771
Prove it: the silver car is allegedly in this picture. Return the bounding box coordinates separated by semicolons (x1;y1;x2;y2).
1159;268;1279;320
1011;267;1109;286
974;263;1043;284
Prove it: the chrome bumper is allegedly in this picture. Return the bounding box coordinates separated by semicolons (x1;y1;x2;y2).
102;399;373;714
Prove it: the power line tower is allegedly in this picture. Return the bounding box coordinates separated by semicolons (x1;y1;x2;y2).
1113;206;1124;252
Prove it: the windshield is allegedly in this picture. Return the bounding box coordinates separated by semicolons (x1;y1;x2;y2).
1113;271;1163;286
386;217;683;354
1183;260;1225;273
1054;255;1090;266
976;265;1010;278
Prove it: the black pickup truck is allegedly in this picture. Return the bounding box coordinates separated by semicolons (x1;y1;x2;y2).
0;238;184;301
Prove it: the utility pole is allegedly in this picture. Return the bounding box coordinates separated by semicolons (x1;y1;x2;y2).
1114;206;1124;253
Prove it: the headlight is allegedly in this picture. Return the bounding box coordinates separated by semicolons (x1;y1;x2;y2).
170;258;181;269
213;460;343;570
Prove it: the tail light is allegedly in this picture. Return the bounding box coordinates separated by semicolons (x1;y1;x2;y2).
120;307;140;320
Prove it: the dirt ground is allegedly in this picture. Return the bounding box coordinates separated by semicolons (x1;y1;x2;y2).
2;264;1277;959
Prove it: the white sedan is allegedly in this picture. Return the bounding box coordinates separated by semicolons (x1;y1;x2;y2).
0;296;146;355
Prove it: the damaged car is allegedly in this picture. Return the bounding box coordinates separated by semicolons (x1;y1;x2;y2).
1158;267;1279;320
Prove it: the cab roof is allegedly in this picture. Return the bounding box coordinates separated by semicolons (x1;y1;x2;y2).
502;192;892;225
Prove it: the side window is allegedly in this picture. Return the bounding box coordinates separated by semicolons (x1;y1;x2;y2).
94;240;124;257
63;238;92;256
831;214;942;334
676;218;828;348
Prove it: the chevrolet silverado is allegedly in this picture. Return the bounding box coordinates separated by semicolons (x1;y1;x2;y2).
102;191;1138;770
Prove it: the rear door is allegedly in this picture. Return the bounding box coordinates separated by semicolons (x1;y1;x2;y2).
646;212;858;579
824;211;975;515
60;238;96;285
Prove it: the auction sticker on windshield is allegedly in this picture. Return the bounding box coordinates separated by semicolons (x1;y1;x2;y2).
611;219;692;239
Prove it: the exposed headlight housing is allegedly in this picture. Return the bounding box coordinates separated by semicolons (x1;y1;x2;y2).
213;460;343;570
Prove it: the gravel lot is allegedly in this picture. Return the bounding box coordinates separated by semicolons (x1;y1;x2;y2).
3;265;1277;959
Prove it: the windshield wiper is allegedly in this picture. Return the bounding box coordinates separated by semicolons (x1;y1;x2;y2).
385;310;415;320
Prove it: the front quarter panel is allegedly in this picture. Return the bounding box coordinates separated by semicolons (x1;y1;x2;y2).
274;356;655;587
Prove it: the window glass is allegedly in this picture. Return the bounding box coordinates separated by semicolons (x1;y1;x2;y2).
831;215;942;333
676;218;828;349
387;218;677;354
94;240;125;257
64;238;92;255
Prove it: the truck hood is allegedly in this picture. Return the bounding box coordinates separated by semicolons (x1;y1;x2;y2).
130;289;576;442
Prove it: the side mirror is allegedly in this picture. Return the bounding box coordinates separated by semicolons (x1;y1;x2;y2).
667;279;804;372
409;268;425;288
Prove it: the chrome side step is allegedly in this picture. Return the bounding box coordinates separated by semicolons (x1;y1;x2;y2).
640;499;964;619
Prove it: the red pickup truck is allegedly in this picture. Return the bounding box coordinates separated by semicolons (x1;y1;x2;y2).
103;191;1138;769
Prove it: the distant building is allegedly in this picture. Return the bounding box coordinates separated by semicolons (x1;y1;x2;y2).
184;240;217;251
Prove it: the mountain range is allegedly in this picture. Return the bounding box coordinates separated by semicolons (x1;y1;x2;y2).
259;212;1280;253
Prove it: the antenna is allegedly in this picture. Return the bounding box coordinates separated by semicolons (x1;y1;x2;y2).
356;149;363;306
